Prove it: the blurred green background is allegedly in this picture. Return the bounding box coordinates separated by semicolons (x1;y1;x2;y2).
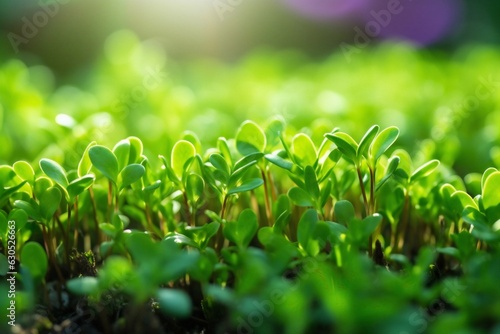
1;0;499;174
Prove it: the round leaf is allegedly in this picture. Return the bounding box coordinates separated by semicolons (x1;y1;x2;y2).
13;161;35;182
288;187;314;207
40;187;62;221
292;133;317;167
357;125;380;159
236;120;267;155
156;289;192;318
369;126;399;163
39;159;68;188
113;139;131;172
334;200;355;225
227;178;263;195
21;242;48;280
186;173;204;204
297;209;320;256
67;175;95;200
410;159;440;183
67;277;99;295
118;164;145;190
78;141;97;177
89;146;119;183
482;171;500;214
325;132;358;164
128;136;143;164
171;140;196;181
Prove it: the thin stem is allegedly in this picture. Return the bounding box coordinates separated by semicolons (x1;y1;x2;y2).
267;168;277;201
88;188;100;246
115;188;119;213
220;194;229;220
369;167;376;215
183;191;193;227
42;224;65;284
107;180;113;220
55;213;70;266
73;199;79;249
356;167;369;218
260;167;273;226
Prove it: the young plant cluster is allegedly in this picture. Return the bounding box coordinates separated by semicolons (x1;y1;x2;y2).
1;120;500;333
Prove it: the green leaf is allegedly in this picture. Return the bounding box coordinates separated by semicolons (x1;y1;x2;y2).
264;153;293;171
67;175;95;200
481;167;497;194
265;117;286;148
392;149;412;179
410;159;440;183
99;223;117;238
236;120;267;155
348;216;379;245
186;173;204;204
297;209;320;256
334;200;355;225
233;153;264;172
369;126;399;164
288;187;314;207
39;158;68;188
0;181;28;205
292;133;317;167
304;165;320;200
451;231;476;258
325;132;358;164
9;209;28;233
157;289;192;318
78;141;97;177
436;247;460;258
40;187;62;221
14;199;42;221
113;139;131;172
482;171;500;222
13;161;35;182
217;137;233;168
128;136;143;164
451;191;478;212
228;178;263;195
209;154;230;180
223;209;258;248
118;163;145;190
89;146;119;183
171;140;196;181
0;253;8;276
320;179;332;208
67;277;99;295
357;125;379;159
21;242;48;280
228;161;258;189
376;156;400;191
184;222;220;249
125;232;158;262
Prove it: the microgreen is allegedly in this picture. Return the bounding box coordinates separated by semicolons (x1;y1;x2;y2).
1;120;500;333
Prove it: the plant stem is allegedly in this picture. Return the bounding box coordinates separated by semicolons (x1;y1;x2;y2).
267;168;277;201
356;167;369;218
73;200;79;249
260;167;273;226
107;180;113;220
88;187;100;245
369;167;376;215
220;194;229;220
42;224;65;284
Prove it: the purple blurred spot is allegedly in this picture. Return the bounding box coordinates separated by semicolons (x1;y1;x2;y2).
283;0;371;20
362;0;462;46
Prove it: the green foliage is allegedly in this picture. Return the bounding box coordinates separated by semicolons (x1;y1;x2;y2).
1;120;500;333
